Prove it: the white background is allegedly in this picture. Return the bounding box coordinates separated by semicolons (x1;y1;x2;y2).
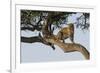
0;0;99;73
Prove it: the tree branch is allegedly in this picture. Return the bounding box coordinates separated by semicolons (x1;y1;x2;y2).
21;27;35;31
45;35;90;59
21;36;42;43
21;34;55;50
21;25;42;31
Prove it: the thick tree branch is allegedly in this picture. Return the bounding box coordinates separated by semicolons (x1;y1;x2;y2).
21;34;55;50
44;35;90;59
21;25;42;31
21;27;35;31
21;36;42;43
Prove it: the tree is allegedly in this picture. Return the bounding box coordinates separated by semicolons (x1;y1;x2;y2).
21;10;90;60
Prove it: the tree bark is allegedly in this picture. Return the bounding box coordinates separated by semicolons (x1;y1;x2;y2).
44;35;90;60
21;36;42;43
21;27;35;31
21;35;55;50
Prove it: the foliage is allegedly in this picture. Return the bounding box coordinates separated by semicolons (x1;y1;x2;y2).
21;10;90;31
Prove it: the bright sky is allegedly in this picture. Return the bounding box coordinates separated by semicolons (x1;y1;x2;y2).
21;13;90;63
